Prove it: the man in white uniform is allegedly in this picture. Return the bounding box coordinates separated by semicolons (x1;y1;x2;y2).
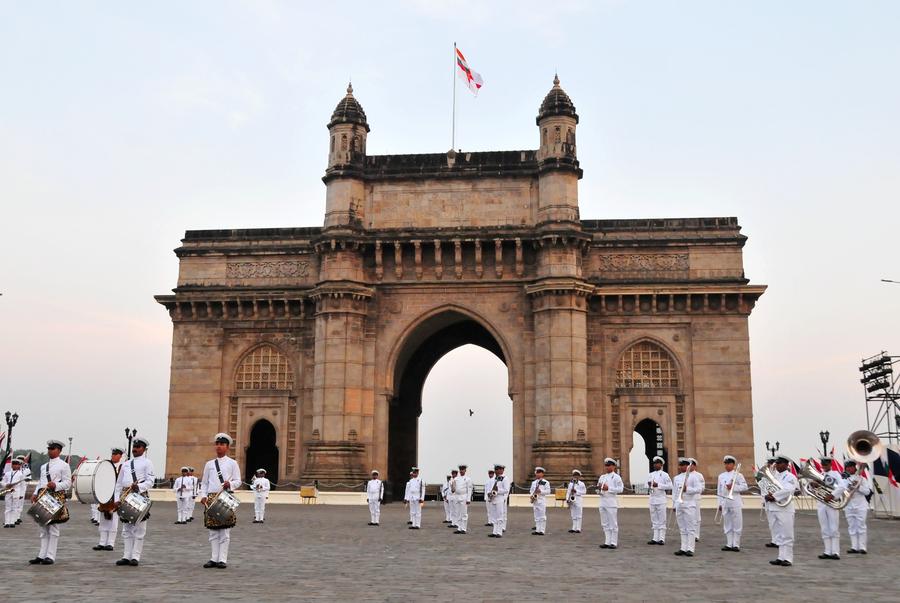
673;457;702;557
597;458;624;549
114;436;155;567
646;455;672;545
12;455;30;525
815;456;846;560
488;464;510;537
28;439;73;565
440;473;453;524
251;469;271;523
483;468;495;527
200;433;242;569
566;469;587;534
94;446;123;551
451;464;473;534
366;470;384;526
404;467;425;529
186;467;198;521
690;458;705;542
3;458;25;528
173;467;192;524
842;460;871;554
766;455;800;566
529;467;551;535
762;457;778;548
717;455;749;551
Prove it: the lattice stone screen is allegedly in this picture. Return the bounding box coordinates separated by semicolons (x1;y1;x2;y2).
235;345;293;390
615;341;679;388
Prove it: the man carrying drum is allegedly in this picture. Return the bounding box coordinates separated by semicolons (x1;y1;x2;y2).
28;439;72;566
114;436;155;567
199;433;242;569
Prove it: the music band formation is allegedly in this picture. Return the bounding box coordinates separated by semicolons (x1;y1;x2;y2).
9;431;879;569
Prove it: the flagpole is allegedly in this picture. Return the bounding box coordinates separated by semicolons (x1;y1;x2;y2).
452;41;457;150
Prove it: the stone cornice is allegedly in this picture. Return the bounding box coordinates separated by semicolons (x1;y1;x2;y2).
525;278;594;298
588;284;767;316
308;281;375;302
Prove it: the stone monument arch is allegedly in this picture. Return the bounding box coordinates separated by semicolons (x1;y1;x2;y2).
157;77;765;485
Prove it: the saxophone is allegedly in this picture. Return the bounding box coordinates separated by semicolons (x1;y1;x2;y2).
488;478;499;502
530;480;545;504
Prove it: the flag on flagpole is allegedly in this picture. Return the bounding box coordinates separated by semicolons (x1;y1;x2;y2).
455;46;483;96
830;446;843;473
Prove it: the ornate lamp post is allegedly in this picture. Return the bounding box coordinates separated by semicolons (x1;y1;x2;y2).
765;440;780;459
819;430;830;457
3;411;18;465
125;428;137;459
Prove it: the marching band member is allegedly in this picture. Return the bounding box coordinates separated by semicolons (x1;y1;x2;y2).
566;469;586;534
404;467;425;529
842;460;871;554
94;446;123;551
488;464;509;537
690;458;705;542
767;455;799;567
366;470;384;526
251;469;270;524
440;473;453;524
450;464;472;534
717;455;748;551
484;468;496;527
199;433;242;569
763;457;778;548
815;457;846;560
529;467;551;536
28;439;72;565
114;436;155;567
173;467;192;524
16;455;30;524
646;455;671;545
672;458;702;557
597;458;624;549
2;457;25;528
91;503;100;525
187;467;198;521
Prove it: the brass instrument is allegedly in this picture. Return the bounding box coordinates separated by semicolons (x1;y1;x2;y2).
530;480;545;504
755;463;793;508
798;461;851;510
847;430;884;464
715;463;742;525
488;478;499;502
568;479;577;504
674;466;690;505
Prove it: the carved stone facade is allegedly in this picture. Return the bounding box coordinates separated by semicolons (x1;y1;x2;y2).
157;79;765;489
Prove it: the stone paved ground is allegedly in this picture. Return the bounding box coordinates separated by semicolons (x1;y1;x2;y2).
2;502;898;602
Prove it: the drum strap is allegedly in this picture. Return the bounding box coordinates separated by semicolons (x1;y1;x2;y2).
45;464;50;488
130;460;140;491
214;459;227;491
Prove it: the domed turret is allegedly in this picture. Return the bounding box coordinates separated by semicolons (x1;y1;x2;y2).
326;83;369;170
328;83;370;131
537;74;579;124
535;75;581;227
536;75;578;162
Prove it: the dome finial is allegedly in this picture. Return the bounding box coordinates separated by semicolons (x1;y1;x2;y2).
553;73;560;87
347;81;353;95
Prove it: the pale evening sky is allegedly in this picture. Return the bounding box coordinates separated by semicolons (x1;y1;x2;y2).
1;1;898;484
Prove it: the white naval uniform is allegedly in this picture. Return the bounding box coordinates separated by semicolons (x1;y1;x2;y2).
35;458;73;561
816;469;846;556
489;475;510;536
529;478;551;534
484;476;495;525
97;460;122;548
173;476;193;522
769;470;800;563
440;481;452;522
450;474;473;532
565;479;587;532
597;472;625;546
91;503;100;523
19;465;32;521
717;469;749;548
114;455;155;561
366;479;384;524
251;476;271;521
200;455;242;564
673;471;703;553
647;469;672;543
2;467;26;525
188;474;199;519
404;477;425;528
843;473;871;551
693;471;705;539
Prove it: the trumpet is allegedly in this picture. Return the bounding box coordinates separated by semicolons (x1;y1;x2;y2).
714;463;742;524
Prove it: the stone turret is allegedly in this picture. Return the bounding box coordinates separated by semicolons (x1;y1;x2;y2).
536;75;582;227
323;83;368;230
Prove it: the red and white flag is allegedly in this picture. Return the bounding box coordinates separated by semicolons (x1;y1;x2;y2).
456;46;483;96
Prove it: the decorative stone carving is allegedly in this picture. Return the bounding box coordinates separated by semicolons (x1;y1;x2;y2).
226;260;311;279
598;253;688;272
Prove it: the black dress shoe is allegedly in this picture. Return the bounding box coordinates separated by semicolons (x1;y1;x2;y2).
683;551;693;557
116;559;131;566
847;548;858;554
830;554;841;560
574;530;581;534
673;550;685;556
453;530;465;534
818;553;830;559
93;545;105;551
495;534;502;538
407;521;412;525
781;561;792;566
203;560;217;568
608;544;617;549
769;559;783;565
104;545;114;551
366;522;374;526
408;526;416;529
129;559;139;566
599;543;609;549
488;533;497;538
648;540;658;545
723;546;734;551
765;542;778;548
40;558;55;565
657;541;665;545
485;523;492;527
732;547;740;552
216;562;227;569
859;550;867;554
28;557;43;565
15;519;21;524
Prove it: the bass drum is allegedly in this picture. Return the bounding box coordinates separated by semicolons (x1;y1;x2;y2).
73;459;117;505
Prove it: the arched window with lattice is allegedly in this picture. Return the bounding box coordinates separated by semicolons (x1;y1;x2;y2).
616;341;679;389
235;345;294;391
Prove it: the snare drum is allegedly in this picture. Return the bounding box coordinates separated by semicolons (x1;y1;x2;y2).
73;459;117;505
117;489;152;524
205;490;239;529
27;490;65;526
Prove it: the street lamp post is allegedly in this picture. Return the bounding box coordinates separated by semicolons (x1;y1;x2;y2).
765;440;780;459
125;428;137;459
3;411;18;467
819;430;830;457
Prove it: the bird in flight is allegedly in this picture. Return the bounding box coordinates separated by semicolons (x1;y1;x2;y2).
468;409;475;416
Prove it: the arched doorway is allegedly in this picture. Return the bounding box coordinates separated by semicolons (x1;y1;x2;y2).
633;418;667;480
245;419;279;488
387;310;511;498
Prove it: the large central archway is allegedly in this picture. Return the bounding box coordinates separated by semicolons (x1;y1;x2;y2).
387;309;511;497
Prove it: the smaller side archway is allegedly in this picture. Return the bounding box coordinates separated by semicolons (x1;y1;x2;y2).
245;419;279;488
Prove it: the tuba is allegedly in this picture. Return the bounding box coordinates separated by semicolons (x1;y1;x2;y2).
755;464;793;507
847;430;884;464
798;461;850;510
